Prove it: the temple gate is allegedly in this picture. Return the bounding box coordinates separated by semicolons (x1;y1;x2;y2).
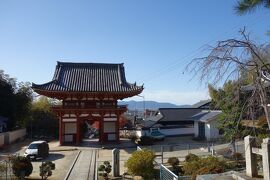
32;62;143;145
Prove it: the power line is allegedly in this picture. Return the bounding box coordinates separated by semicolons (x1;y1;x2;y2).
137;14;267;84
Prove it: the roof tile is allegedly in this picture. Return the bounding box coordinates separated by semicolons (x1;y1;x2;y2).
32;62;143;93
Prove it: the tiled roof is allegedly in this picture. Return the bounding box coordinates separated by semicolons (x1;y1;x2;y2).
158;108;202;122
140;109;222;128
191;110;222;122
32;62;143;93
192;99;211;108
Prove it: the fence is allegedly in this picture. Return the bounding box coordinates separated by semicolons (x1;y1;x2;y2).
0;159;15;180
137;140;245;180
137;141;245;163
137;145;181;180
160;164;178;180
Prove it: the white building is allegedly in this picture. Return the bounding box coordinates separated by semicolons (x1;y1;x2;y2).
136;100;222;141
193;110;222;141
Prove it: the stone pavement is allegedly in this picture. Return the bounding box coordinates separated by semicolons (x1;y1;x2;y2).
66;150;97;180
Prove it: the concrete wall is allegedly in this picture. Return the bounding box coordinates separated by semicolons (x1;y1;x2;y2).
0;128;26;147
8;129;26;144
0;133;5;147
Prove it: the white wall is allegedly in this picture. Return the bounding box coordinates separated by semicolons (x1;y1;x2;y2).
159;128;194;136
0;129;26;146
64;123;77;134
104;122;116;133
136;127;194;137
205;121;220;141
205;123;211;141
135;130;142;137
8;129;26;144
209;121;220;140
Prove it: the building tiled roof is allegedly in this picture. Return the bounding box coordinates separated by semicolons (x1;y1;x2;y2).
140;108;222;128
158;108;202;122
32;62;143;93
191;110;222;123
192;99;211;108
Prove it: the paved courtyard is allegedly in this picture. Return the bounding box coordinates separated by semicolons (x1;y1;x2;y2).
0;137;245;179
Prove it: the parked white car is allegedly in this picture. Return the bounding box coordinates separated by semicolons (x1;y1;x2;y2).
24;141;49;160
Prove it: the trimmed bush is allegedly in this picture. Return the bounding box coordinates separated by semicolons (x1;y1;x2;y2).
98;161;111;180
40;161;55;179
11;156;33;178
125;149;155;179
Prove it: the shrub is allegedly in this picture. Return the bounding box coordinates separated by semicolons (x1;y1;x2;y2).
191;165;223;180
11;156;33;178
40;161;55;179
231;152;243;161
0;163;6;173
185;153;199;162
125;149;155;179
167;157;183;174
98;161;111;180
182;159;201;175
167;157;179;167
257;133;270;144
183;155;225;179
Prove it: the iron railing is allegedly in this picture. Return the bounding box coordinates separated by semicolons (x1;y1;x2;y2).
160;164;178;180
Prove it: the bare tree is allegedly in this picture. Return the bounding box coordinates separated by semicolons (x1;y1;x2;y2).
187;29;270;129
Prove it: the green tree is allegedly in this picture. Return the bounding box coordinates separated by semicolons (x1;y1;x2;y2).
14;82;33;127
236;0;270;14
208;82;247;146
29;96;59;138
0;70;32;130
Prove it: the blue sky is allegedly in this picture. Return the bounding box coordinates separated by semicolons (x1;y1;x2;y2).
0;0;270;105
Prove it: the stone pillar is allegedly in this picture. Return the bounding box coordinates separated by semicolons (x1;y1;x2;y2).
245;135;258;177
112;148;120;177
262;138;270;180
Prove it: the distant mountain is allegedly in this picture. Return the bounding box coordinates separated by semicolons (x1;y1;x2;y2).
118;100;191;110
